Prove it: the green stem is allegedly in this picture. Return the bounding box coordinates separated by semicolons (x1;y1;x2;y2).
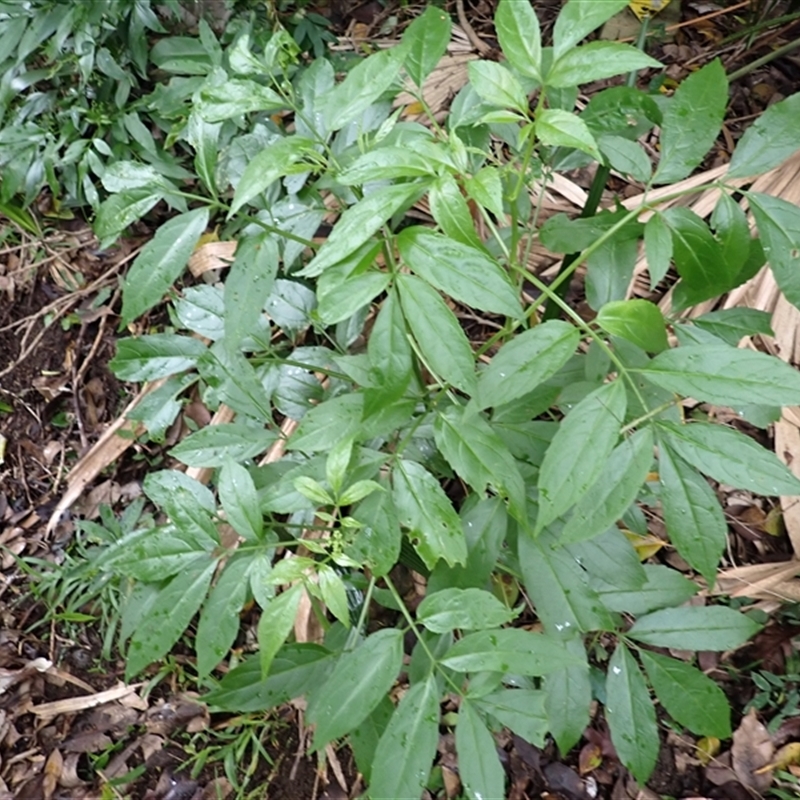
384;575;463;694
727;37;800;82
477;179;719;359
719;10;800;45
619;398;680;434
347;576;376;649
510;263;649;410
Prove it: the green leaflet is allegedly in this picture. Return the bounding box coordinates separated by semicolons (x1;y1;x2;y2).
224;234;279;351
536;380;626;531
434;404;527;521
417;587;518;633
403;5;452;86
552;0;630;59
598;134;652;182
640;651;731;738
654;59;727;185
748;192;800;311
369;675;440;800
544;637;592;754
300;184;422;278
258;584;304;677
440;628;584;675
663;207;734;307
495;0;542;81
196;554;251;677
476;321;579;411
546;42;660;88
120;208;210;326
474;688;549;747
126;557;217;680
398;227;522;318
365;288;413;411
519;532;616;634
596;300;668;354
728;93;800;178
560;427;653;544
658;420;800;495
170;423;276;468
397;273;477;394
429;174;485;249
641;345;800;407
592;564;697;616
644;213;672;289
628;605;761;650
392;459;467;569
323;46;406;132
306;629;403;750
219;459;263;541
456;700;506;800
536;108;600;160
605;644;659;784
230;136;317;214
110;335;207;381
693;308;774;346
468;60;529;114
658;444;726;586
205;645;332;713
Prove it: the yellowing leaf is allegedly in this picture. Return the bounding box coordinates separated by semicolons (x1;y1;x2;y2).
755;742;800;775
628;0;673;21
623;530;665;560
697;736;721;765
403;101;425;117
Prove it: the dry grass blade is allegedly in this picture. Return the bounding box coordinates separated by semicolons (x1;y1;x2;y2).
45;379;167;534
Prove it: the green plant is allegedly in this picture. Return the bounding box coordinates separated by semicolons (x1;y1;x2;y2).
80;0;800;794
0;0;287;211
14;498;151;659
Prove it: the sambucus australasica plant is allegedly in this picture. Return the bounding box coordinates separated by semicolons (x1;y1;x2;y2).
89;0;800;793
